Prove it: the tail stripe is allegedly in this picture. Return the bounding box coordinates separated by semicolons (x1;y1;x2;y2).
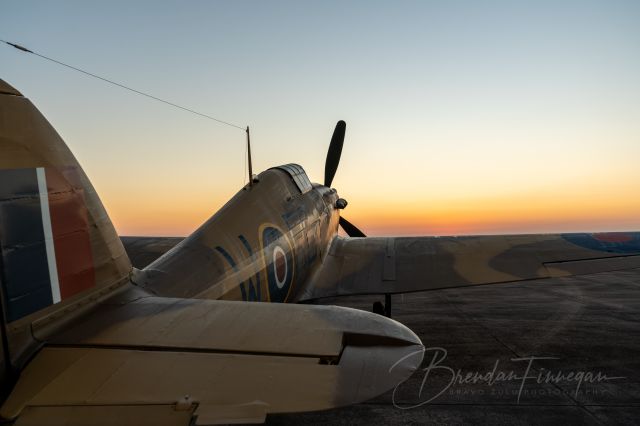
36;167;61;304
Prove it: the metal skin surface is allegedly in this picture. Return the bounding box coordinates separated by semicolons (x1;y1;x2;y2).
134;169;340;304
0;79;424;425
299;232;640;300
2;295;423;423
125;232;640;302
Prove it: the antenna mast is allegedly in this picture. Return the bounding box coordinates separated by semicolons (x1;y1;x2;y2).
246;126;253;187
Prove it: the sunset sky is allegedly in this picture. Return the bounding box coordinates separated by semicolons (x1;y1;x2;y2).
2;1;639;237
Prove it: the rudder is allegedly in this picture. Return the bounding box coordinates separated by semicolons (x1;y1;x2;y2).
0;79;131;375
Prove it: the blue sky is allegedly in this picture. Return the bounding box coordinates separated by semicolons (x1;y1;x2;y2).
2;1;639;236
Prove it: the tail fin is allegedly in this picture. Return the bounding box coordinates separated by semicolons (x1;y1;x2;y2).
0;79;130;361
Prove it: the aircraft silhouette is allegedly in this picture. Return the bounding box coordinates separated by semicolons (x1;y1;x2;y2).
1;78;639;425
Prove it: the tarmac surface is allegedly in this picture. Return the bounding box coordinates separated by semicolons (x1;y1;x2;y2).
122;238;640;425
271;270;640;425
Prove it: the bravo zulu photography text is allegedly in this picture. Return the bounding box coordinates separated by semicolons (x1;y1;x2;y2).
390;347;625;409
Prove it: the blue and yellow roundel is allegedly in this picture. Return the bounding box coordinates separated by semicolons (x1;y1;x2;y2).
260;225;295;303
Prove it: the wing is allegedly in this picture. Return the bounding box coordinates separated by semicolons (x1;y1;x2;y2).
298;232;640;300
2;285;423;426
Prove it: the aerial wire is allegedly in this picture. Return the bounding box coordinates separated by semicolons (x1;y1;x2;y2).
0;40;246;131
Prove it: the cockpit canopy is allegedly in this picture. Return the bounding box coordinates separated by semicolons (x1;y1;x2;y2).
271;164;313;194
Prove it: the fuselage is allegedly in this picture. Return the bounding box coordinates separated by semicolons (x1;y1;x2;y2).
136;164;341;302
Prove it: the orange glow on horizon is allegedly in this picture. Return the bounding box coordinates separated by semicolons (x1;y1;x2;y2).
106;190;232;237
106;179;640;238
346;183;640;237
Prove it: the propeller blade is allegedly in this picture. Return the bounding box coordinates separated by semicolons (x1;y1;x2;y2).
324;120;346;187
339;216;366;237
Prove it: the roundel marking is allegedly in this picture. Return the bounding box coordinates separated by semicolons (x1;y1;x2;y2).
259;224;295;303
273;246;288;289
562;233;640;254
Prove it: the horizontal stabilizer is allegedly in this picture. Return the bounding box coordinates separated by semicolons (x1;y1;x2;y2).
2;285;423;424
